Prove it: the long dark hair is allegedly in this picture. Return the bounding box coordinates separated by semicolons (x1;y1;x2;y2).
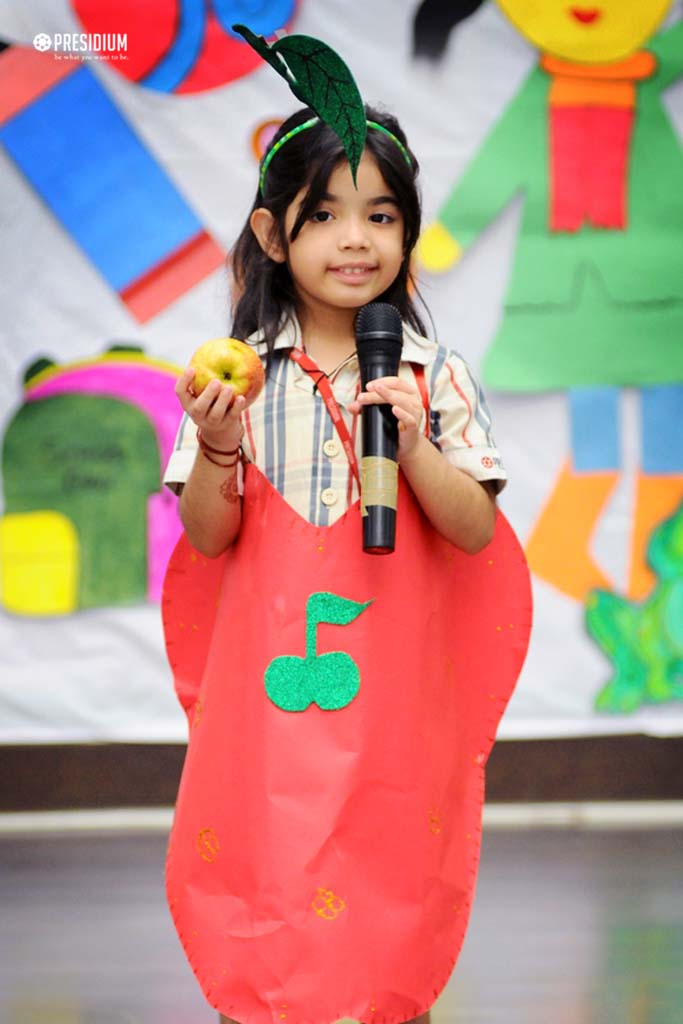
413;0;485;59
230;104;429;361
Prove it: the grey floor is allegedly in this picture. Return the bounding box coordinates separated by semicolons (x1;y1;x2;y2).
1;825;681;1024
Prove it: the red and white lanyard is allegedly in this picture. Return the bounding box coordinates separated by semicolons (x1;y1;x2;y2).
288;347;431;489
288;347;361;488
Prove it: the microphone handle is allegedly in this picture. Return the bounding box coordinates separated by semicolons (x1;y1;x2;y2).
360;355;400;554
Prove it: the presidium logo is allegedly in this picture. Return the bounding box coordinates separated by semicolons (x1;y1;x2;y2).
33;32;128;60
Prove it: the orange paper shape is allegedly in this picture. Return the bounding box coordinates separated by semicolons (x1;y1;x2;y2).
526;459;618;600
163;467;531;1023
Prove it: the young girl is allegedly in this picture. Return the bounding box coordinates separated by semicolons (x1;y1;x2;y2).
163;102;528;1024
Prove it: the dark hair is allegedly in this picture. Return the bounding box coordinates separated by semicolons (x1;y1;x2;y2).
413;0;485;59
230;104;429;361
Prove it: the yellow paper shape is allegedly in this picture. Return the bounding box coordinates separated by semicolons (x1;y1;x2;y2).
495;0;670;63
416;222;462;273
0;510;79;615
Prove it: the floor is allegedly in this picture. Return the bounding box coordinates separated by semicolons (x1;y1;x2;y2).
1;822;681;1024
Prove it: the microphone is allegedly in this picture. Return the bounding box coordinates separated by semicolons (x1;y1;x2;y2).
355;302;403;554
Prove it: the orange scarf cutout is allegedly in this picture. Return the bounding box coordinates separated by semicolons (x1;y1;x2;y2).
541;50;657;108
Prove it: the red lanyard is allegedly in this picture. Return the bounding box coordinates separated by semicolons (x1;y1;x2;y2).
287;348;431;489
288;347;360;487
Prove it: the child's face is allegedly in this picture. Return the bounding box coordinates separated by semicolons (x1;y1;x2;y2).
283;151;405;324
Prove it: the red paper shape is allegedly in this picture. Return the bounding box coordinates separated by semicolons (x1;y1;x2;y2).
550;105;634;231
118;229;225;323
0;45;77;121
162;467;532;1023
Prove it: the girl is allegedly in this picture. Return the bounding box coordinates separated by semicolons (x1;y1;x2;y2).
163;103;528;1024
168;105;502;554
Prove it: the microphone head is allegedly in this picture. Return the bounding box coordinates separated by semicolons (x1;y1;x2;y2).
354;303;403;381
355;302;403;343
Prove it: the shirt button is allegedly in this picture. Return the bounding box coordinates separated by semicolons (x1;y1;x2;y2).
323;439;340;458
321;487;338;507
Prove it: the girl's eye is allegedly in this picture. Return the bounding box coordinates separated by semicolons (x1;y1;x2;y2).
370;212;394;224
311;210;333;223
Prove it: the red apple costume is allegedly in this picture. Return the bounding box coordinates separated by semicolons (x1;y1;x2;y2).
162;348;531;1024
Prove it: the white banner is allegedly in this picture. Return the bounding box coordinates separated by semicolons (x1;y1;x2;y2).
1;0;682;741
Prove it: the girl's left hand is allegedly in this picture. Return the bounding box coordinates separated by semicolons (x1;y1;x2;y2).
348;376;424;458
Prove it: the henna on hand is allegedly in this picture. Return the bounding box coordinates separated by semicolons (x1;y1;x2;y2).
219;474;240;504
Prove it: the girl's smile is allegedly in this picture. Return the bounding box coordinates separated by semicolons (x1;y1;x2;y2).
328;262;380;283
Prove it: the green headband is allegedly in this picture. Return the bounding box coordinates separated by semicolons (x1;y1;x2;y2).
258;116;412;194
234;24;410;190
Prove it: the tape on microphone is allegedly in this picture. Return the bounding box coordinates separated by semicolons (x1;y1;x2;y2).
360;456;399;516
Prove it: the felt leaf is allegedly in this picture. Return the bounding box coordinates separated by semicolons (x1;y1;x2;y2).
307;591;372;630
232;24;296;88
233;25;367;184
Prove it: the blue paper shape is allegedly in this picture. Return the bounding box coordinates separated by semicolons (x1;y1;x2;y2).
641;385;683;473
569;386;620;472
0;67;202;290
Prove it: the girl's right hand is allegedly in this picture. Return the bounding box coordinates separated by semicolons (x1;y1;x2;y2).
175;366;245;450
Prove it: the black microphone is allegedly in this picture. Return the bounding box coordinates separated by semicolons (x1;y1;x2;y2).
355;302;403;554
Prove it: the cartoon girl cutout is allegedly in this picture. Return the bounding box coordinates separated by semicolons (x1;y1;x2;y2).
415;0;683;604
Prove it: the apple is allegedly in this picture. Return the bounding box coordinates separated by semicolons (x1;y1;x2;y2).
189;337;265;407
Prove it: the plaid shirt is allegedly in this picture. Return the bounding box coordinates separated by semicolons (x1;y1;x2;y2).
164;319;507;526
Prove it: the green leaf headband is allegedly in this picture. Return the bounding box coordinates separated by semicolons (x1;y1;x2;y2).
257;116;412;195
233;24;412;192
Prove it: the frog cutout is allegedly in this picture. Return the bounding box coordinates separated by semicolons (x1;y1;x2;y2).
587;502;683;712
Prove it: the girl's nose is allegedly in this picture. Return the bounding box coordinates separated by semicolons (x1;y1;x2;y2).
339;217;370;249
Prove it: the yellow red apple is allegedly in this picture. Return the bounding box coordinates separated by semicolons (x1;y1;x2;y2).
189;337;264;407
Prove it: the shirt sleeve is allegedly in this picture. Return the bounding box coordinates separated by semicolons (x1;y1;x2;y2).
428;348;507;492
163;414;196;495
163;413;245;496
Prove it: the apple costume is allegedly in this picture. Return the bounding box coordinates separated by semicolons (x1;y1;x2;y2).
162;26;532;1024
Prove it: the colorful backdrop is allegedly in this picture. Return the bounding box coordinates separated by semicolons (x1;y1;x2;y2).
1;0;682;742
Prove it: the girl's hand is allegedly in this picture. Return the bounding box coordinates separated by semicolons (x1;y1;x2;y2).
175;367;245;450
348;376;424;458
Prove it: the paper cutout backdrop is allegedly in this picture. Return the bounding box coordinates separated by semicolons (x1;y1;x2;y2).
414;0;683;721
71;0;297;92
1;0;682;741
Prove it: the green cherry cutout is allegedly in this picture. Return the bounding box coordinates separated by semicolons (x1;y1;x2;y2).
264;592;372;712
